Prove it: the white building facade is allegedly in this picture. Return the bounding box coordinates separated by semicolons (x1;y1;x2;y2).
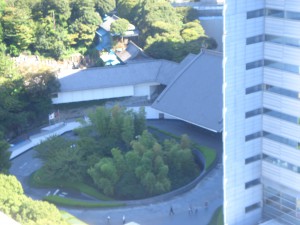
223;0;300;224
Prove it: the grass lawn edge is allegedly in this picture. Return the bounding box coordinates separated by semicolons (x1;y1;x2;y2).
44;195;125;208
207;206;224;225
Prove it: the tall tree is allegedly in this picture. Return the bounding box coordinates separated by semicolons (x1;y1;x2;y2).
23;68;60;120
134;0;182;45
95;0;116;17
69;0;102;49
39;0;71;27
180;20;205;42
1;7;35;52
0;53;28;135
34;16;69;59
0;132;11;174
121;114;134;148
110;18;129;42
117;0;138;21
35;136;85;182
88;157;119;196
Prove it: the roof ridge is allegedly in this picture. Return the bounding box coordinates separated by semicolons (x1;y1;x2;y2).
154;50;205;103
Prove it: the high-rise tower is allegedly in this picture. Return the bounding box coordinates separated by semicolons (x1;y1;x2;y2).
223;1;300;224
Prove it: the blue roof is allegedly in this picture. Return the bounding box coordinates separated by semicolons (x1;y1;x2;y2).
96;28;111;51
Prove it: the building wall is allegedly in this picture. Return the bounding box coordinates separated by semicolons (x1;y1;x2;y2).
224;0;300;224
52;86;134;104
52;83;160;104
133;83;159;100
262;1;300;224
223;1;264;224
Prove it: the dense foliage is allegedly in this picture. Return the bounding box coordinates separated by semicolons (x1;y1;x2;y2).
0;132;11;174
0;52;60;137
0;174;68;225
0;0;107;59
34;105;199;199
0;0;215;61
117;0;217;61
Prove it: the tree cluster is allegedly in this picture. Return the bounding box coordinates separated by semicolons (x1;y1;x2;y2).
35;105;199;199
0;132;11;174
0;0;115;59
117;0;217;61
0;52;60;138
0;174;68;225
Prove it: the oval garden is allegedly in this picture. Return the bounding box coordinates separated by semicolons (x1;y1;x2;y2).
30;105;216;206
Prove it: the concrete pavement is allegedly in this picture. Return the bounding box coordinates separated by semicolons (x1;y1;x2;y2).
9;121;81;159
10;119;223;225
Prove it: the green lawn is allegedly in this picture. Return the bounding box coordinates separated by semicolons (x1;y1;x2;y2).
30;170;112;201
207;206;224;225
60;211;88;225
45;196;125;208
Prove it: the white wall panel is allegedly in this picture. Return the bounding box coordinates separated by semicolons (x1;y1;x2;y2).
264;67;300;92
245;92;263;112
265;18;300;39
263;92;300;118
264;42;300;66
246;43;264;63
263;138;300;167
246;68;263;88
53;86;134;104
265;0;285;9
245;115;262;136
262;162;300;192
267;0;300;11
263;115;300;141
246;18;264;37
133;83;158;99
244;161;262;182
245;138;262;159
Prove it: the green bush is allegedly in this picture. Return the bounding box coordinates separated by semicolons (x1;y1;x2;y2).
44;196;125;208
148;126;217;170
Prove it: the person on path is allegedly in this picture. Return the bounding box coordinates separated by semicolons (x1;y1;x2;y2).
122;215;126;224
188;205;193;215
194;207;198;214
107;215;110;224
169;206;174;215
205;201;209;209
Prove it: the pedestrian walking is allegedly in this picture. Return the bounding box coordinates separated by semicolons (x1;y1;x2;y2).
107;215;110;224
188;205;193;215
194;207;198;214
169;206;174;215
204;201;209;209
122;215;126;224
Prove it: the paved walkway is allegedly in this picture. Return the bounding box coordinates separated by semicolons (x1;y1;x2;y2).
9;119;223;225
9;121;81;159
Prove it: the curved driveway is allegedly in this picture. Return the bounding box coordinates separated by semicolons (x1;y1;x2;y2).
10;120;223;225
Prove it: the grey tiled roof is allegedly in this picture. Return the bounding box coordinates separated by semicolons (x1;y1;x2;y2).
58;50;223;132
152;49;223;132
58;60;180;92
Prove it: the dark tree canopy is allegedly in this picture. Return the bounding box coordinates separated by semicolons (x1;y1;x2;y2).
116;0;216;61
0;53;60;137
95;0;116;17
0;0;103;58
0;132;11;174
